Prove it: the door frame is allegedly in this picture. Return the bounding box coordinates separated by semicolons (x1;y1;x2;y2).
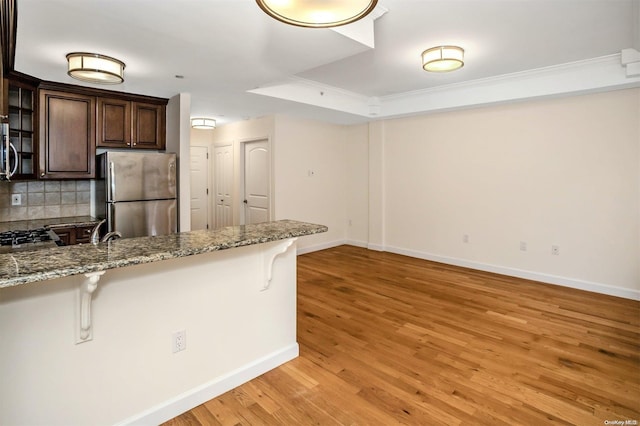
239;136;273;225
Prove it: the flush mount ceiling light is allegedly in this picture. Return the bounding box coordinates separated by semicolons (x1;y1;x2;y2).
66;52;125;84
191;118;216;129
255;0;378;28
422;46;464;72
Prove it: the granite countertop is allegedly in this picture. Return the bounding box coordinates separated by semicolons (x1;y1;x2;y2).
0;220;327;289
44;216;102;229
0;216;101;232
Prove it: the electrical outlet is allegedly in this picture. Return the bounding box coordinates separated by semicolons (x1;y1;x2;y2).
462;234;469;243
11;194;21;206
172;330;186;353
551;245;560;255
520;241;527;251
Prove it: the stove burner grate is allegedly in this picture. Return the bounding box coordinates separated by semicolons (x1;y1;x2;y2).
0;228;53;246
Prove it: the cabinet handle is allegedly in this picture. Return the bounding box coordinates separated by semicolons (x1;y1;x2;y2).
40;172;45;177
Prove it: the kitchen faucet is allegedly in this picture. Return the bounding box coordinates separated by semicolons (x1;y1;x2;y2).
90;219;122;244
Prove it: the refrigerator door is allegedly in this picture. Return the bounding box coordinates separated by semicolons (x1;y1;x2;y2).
106;152;177;202
108;199;177;238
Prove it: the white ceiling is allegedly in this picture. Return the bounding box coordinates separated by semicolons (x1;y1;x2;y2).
14;0;640;126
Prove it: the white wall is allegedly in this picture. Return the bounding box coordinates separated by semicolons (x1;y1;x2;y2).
197;89;639;298
205;115;348;252
367;121;386;251
375;89;639;296
0;241;298;425
166;93;192;232
345;123;369;246
208;116;276;226
273;115;348;251
190;127;215;147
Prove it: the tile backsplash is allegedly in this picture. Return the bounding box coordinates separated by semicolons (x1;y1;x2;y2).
0;180;91;222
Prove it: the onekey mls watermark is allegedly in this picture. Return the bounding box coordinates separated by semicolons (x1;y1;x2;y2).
604;421;638;425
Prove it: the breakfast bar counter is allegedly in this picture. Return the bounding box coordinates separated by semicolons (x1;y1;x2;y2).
0;219;327;288
0;219;327;426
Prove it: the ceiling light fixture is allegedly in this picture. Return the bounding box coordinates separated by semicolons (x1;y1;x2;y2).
422;46;464;72
255;0;378;28
191;118;216;129
66;52;125;84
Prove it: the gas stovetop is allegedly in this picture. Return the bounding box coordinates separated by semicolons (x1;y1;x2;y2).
0;228;63;253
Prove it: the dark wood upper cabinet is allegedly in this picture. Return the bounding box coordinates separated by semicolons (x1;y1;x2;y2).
1;0;17;116
39;89;95;179
1;0;17;76
7;75;38;179
97;97;131;148
97;98;165;150
132;102;165;150
3;76;167;180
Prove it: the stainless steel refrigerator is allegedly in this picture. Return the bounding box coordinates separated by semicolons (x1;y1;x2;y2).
95;151;177;238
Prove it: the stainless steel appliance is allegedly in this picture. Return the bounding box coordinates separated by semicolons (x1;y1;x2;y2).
95;151;177;239
0;120;18;181
0;228;63;253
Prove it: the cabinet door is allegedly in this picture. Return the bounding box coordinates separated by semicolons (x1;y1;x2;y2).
132;102;165;150
39;90;95;179
52;226;73;245
97;97;131;148
75;225;94;244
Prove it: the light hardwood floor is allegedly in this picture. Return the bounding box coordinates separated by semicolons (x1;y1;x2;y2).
163;245;640;425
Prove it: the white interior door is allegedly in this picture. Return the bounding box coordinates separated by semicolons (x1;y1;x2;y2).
214;144;233;229
190;146;209;230
243;139;270;225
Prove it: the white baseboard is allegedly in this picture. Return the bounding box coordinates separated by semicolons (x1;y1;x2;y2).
383;245;640;301
346;239;368;248
297;239;346;255
115;344;299;426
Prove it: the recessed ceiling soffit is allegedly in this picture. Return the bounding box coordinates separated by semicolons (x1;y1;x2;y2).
249;49;640;119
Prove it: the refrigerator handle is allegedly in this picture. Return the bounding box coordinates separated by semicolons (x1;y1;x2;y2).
107;203;115;233
169;160;176;187
108;161;115;201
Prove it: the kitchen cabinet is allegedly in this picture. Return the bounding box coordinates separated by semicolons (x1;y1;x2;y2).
132;102;165;149
96;97;130;148
39;89;95;179
1;0;17;111
97;98;165;150
7;75;38;179
51;226;71;245
50;224;94;245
